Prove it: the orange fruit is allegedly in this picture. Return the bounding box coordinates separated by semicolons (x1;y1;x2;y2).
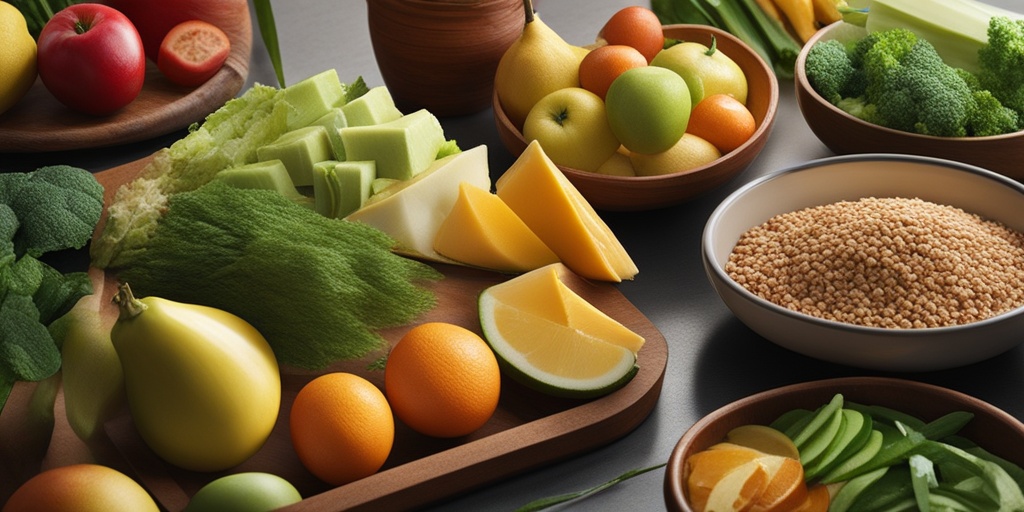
384;322;500;438
792;484;831;512
686;93;757;154
599;6;665;63
578;44;648;100
3;464;160;512
289;372;394;486
686;446;764;511
750;456;808;512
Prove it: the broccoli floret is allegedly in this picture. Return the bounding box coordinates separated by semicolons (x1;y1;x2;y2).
0;166;104;258
804;40;858;104
966;89;1021;137
977;16;1024;117
859;30;976;137
836;96;877;123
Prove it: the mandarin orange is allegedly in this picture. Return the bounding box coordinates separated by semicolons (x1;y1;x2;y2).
289;372;394;486
578;44;648;100
686;93;756;154
599;6;665;63
384;322;500;438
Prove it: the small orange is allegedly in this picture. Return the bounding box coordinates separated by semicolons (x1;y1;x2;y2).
599;6;665;63
385;322;500;438
579;44;649;100
289;372;394;486
686;93;757;154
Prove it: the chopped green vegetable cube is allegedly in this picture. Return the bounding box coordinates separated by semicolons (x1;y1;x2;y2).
283;69;346;129
256;126;334;187
340;109;446;180
340;86;403;127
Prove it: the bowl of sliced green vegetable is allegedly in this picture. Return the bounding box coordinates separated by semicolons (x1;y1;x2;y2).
795;1;1024;182
664;376;1024;512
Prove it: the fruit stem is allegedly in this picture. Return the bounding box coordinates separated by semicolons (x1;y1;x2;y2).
522;0;534;24
706;34;719;56
113;283;148;321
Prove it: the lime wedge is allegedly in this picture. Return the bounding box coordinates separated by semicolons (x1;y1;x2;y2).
478;263;642;399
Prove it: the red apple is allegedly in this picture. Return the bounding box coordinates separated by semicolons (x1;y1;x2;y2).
36;4;146;116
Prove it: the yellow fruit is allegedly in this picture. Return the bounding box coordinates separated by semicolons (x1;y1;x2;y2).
385;322;501;438
433;182;559;273
0;1;37;115
110;284;281;472
494;12;586;130
478;263;644;398
496;140;638;282
3;464;159;512
289;372;394;486
59;293;126;445
629;133;722;176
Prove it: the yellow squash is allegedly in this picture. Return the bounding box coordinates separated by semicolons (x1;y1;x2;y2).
110;283;281;472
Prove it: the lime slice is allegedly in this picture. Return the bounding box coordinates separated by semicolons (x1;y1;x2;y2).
478;263;642;399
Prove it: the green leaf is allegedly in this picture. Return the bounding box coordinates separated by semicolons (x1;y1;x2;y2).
0;293;61;382
514;463;666;512
253;0;286;87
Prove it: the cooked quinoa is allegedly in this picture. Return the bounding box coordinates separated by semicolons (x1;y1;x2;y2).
726;197;1024;328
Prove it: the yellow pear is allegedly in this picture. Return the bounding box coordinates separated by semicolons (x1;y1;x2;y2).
495;1;587;130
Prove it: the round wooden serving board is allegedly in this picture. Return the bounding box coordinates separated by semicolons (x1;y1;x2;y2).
87;156;669;511
0;11;252;153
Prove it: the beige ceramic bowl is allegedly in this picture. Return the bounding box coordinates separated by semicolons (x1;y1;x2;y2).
493;24;779;211
664;376;1024;512
796;22;1024;182
703;154;1024;371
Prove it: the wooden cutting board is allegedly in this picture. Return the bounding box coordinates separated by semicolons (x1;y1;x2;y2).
86;157;669;511
0;11;251;153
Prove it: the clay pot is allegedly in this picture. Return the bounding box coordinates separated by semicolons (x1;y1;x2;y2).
367;0;525;117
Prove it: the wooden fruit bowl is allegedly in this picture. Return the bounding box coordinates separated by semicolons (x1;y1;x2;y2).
493;24;779;212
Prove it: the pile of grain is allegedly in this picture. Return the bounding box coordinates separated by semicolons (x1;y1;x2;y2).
726;197;1024;328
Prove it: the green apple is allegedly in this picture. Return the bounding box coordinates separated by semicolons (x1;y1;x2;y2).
604;66;691;155
522;87;621;172
650;39;748;106
184;472;302;512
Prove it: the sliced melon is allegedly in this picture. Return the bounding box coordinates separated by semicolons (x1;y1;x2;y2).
345;145;490;263
495;140;638;282
478;263;644;398
433;183;559;274
340;109;446;180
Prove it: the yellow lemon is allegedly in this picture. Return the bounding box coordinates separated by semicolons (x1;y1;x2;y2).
0;1;37;115
629;133;722;176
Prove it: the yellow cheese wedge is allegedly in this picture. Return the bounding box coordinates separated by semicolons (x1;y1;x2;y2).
345;145;490;263
433;182;559;274
478;263;645;398
495;140;638;282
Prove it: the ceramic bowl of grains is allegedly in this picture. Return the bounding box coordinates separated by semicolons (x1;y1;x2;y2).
702;153;1024;371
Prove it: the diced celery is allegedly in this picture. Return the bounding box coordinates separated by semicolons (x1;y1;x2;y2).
214;160;308;205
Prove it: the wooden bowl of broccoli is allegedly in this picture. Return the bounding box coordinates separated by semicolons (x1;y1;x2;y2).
795;19;1024;181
